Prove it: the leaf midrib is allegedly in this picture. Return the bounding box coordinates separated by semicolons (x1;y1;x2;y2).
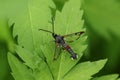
27;1;36;51
57;57;62;80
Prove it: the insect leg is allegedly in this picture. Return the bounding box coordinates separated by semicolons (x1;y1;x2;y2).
51;16;55;35
65;40;74;43
53;43;59;60
38;29;53;34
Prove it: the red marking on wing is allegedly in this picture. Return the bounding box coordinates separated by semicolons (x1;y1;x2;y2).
65;45;71;50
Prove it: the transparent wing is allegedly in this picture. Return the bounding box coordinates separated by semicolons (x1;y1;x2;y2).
53;43;62;60
63;31;85;43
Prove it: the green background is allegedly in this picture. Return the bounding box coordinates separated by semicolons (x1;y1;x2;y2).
0;0;120;80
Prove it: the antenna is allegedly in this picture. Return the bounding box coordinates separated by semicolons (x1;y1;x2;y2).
38;17;55;36
52;17;55;34
38;29;53;34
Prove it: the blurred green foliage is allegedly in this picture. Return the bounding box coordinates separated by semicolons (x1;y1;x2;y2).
82;0;120;75
0;19;14;80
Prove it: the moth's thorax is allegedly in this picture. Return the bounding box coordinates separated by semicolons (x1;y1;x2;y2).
53;34;65;44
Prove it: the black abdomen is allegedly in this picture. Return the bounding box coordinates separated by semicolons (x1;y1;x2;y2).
62;44;78;59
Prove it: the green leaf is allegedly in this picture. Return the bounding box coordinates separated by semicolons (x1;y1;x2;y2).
7;0;110;80
0;43;11;80
15;45;40;69
14;46;53;80
8;0;55;79
40;0;87;80
0;15;14;80
0;18;14;52
55;0;84;35
9;0;55;58
8;52;34;80
92;74;119;80
0;18;9;42
63;59;107;80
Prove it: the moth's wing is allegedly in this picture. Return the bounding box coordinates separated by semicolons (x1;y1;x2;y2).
53;43;62;60
63;31;84;43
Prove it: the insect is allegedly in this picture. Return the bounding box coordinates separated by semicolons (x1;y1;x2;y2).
39;17;84;60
